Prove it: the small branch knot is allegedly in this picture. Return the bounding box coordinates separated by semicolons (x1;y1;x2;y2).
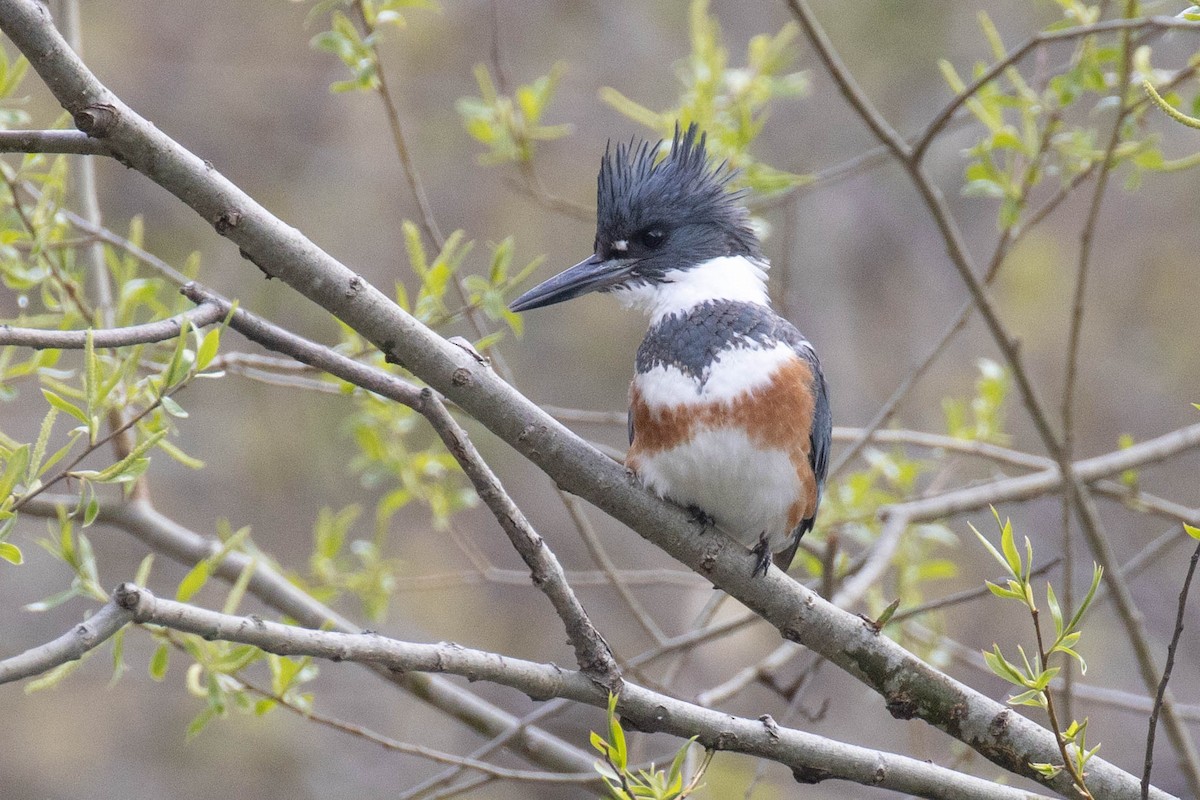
113;582;142;610
74;103;118;137
213;209;243;234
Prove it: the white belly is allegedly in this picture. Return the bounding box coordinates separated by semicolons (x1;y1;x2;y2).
634;425;802;552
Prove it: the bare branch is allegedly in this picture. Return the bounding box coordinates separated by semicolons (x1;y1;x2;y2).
1144;536;1200;799
0;302;224;349
85;584;1050;800
237;678;603;787
0;128;107;154
17;493;595;772
0;600;131;683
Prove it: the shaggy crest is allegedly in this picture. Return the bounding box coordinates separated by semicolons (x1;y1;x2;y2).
596;123;759;259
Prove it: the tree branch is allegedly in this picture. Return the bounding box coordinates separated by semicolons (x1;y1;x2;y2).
1143;536;1200;799
5;584;1053;800
0;599;131;683
17;493;595;773
0;1;1172;793
0;301;224;349
0;128;108;154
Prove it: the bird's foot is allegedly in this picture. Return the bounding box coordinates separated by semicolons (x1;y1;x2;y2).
751;534;773;578
686;505;716;531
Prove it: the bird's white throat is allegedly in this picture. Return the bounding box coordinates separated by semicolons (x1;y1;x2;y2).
612;255;770;323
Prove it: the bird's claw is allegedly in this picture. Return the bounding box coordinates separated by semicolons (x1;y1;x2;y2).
687;505;715;530
751;535;773;578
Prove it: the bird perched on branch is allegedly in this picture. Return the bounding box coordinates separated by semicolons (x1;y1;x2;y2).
511;123;831;576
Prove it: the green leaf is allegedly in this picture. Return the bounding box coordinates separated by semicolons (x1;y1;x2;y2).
1007;688;1044;707
92;429;166;483
24;585;81;612
222;558;257;615
608;706;627;771
155;438;205;470
176;560;211;602
971;521;1006;569
82;494;100;526
109;627;128;685
985;579;1024;601
999;513;1022;577
24;658;83;692
40;391;87;433
186;705;217;738
1046;582;1063;638
27;406;58;483
664;737;697;790
134;554;155;586
0;540;23;564
1029;761;1063;779
0;443;30;501
196;326;222;371
874;597;901;628
162;318;194;389
1066;563;1103;634
1185;523;1200;541
149;642;170;680
983;644;1025;685
159;394;188;418
210;644;262;674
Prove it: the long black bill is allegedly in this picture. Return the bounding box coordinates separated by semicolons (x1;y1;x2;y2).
509;254;635;312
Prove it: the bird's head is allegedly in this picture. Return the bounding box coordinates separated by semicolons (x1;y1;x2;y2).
510;123;764;315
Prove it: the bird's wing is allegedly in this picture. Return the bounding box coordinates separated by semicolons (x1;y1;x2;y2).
773;332;832;571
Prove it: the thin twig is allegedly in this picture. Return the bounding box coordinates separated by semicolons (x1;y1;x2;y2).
1031;598;1095;798
1059;0;1139;722
560;490;668;646
237;678;603;786
888;558;1061;625
0;599;130;683
1143;537;1200;800
913;15;1200;162
395;699;574;800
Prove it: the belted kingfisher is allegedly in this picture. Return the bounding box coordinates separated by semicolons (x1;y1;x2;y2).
511;124;831;577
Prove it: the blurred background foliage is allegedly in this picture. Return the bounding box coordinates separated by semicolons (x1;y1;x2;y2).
2;0;1200;798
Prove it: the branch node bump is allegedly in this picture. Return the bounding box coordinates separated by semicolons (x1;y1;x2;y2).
74;103;118;137
885;690;919;720
113;582;142;610
213;209;243;234
792;764;833;785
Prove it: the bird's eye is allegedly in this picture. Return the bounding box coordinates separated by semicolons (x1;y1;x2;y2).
637;228;666;250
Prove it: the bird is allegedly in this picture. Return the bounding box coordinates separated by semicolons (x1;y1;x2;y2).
510;123;831;577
